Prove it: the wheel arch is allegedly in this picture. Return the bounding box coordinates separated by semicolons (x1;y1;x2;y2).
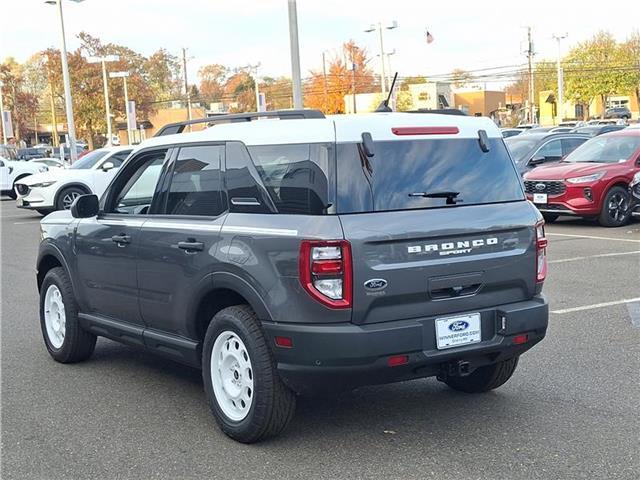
53;182;92;208
36;243;78;298
187;272;273;342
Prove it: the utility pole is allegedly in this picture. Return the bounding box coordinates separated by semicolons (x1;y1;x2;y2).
351;46;357;114
553;33;567;125
287;0;303;109
109;72;131;144
526;27;536;124
182;47;193;126
0;80;6;145
322;51;328;112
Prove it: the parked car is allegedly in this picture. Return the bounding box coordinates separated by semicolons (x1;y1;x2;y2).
15;146;131;214
525;126;555;134
501;128;524;138
505;132;590;175
516;123;539;129
604;106;632;120
0;144;19;161
17;147;53;160
523;129;640;226
548;127;574;133
0;158;48;199
35;109;549;443
559;121;585;128
31;158;67;169
571;124;627;137
629;172;640;219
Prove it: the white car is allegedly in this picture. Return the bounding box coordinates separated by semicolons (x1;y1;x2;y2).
0;158;49;199
15;146;132;214
31;158;68;169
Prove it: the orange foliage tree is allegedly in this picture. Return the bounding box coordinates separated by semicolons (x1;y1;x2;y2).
304;40;375;114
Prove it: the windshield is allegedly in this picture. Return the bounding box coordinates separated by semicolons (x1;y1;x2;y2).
336;138;524;213
564;136;640;163
504;136;537;163
70;150;108;169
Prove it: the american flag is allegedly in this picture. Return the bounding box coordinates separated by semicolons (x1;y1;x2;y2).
426;30;434;44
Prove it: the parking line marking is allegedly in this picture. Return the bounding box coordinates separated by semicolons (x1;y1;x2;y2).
547;233;640;244
552;298;640;314
13;220;40;225
549;250;640;264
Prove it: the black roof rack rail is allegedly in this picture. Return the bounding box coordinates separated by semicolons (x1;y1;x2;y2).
406;108;468;116
154;109;326;137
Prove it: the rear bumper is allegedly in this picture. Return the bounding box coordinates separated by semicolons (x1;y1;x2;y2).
263;295;548;394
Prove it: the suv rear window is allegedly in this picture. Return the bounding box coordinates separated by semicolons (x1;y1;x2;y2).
246;143;332;215
336;138;524;213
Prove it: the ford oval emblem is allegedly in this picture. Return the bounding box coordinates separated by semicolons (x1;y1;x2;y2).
449;320;469;332
535;183;546;191
364;278;388;291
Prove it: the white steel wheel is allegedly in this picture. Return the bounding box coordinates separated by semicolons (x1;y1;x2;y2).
44;284;66;349
210;331;254;422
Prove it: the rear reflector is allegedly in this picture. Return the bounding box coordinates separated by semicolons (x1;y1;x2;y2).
392;126;459;136
274;336;293;348
311;259;343;275
387;355;409;367
513;334;528;345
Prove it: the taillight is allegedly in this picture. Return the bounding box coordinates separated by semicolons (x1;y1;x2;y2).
299;240;352;309
535;220;547;283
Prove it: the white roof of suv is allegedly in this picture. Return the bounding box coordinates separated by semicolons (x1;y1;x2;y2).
136;111;501;153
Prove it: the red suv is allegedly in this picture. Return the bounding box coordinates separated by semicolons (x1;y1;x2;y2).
523;129;640;227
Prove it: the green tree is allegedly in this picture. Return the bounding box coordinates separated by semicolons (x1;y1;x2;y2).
564;31;627;118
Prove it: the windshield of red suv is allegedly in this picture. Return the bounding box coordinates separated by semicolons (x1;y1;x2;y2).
564;136;640;164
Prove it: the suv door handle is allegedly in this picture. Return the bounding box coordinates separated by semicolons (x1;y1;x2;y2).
178;240;204;252
111;234;131;245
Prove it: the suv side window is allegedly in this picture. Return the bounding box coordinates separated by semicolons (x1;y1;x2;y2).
165;145;225;217
561;137;587;157
534;139;562;162
108;151;166;215
108;150;132;167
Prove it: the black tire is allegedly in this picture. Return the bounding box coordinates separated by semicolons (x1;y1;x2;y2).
55;186;87;211
7;186;17;200
598;186;630;227
542;213;559;223
202;305;296;443
444;356;519;393
39;267;97;363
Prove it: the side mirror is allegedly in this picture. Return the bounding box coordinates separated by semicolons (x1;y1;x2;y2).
101;161;115;172
70;194;99;218
529;155;546;165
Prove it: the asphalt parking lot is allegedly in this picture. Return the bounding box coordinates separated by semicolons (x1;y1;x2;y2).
1;198;639;480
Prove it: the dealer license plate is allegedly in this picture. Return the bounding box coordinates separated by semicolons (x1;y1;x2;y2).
533;193;548;204
435;313;481;350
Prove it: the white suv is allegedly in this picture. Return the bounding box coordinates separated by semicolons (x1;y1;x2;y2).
15;146;132;214
0;148;49;199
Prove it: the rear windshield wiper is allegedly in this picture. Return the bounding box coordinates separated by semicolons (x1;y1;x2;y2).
409;191;461;205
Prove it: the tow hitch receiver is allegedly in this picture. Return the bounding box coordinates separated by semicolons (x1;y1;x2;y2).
438;360;471;381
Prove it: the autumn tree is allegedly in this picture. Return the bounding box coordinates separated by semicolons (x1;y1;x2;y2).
564;31;628;118
619;31;640;113
144;49;181;101
304;40;375;114
260;76;293;110
224;69;256;112
0;58;40;141
198;64;227;104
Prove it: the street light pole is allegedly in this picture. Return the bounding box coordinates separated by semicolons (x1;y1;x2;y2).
287;0;303;109
0;80;6;145
365;21;397;96
46;0;82;162
88;55;119;146
553;33;567;126
110;71;130;144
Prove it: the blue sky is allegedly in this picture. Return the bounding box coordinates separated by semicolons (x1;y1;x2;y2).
3;0;638;86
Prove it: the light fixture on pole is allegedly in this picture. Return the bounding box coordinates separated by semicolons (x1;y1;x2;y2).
87;55;120;146
109;71;131;144
365;20;398;96
44;0;83;162
552;33;567;126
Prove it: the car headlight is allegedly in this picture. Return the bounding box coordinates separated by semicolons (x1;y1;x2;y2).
631;172;640;188
38;166;49;172
566;172;605;184
30;181;57;188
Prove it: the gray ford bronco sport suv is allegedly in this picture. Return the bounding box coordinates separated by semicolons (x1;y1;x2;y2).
37;109;549;443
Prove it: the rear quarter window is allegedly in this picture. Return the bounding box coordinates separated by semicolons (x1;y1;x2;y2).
336;138;524;213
